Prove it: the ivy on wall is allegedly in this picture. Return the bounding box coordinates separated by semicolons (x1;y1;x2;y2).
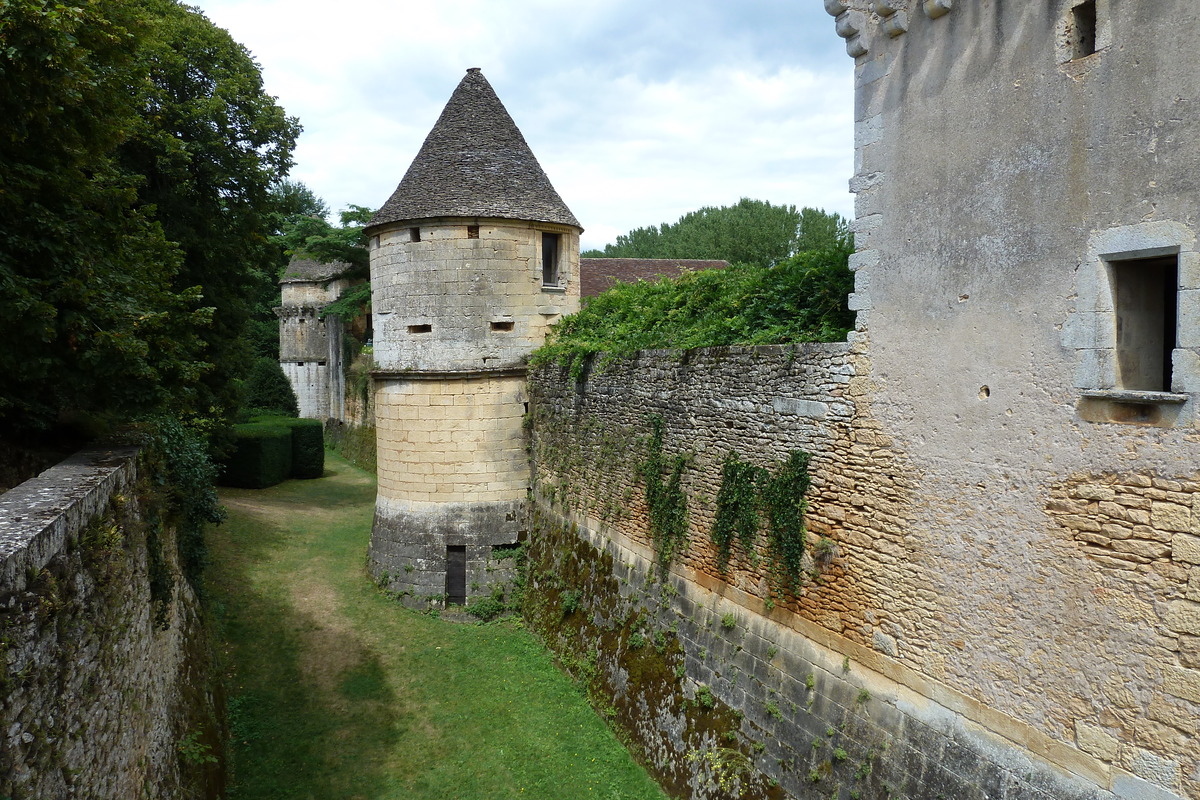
711;449;812;594
762;450;811;594
712;452;763;572
642;415;689;578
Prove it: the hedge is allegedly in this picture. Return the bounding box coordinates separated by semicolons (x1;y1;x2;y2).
220;418;326;488
220;423;293;489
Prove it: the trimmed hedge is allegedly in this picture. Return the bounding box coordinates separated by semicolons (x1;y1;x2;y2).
280;418;324;479
220;423;293;489
220;417;326;488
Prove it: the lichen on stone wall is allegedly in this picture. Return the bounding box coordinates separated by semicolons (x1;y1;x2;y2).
0;448;224;800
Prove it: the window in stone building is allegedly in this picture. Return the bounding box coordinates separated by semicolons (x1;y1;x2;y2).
446;546;466;606
467;225;480;239
1071;0;1097;59
490;320;514;332
410;226;421;243
408;323;432;334
542;232;561;287
1110;255;1178;392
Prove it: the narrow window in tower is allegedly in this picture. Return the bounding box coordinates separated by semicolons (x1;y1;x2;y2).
446;546;467;606
467;225;480;239
410;227;421;242
408;323;432;334
542;232;561;286
490;320;514;332
1071;0;1097;59
1110;254;1178;392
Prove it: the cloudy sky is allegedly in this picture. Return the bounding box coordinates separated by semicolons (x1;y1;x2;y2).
189;0;854;251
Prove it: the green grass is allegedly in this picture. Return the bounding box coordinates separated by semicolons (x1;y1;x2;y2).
208;453;666;800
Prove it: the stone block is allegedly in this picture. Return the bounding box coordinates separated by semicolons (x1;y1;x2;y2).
1173;533;1200;565
1162;665;1200;703
1073;348;1115;390
1075;721;1120;762
1178;291;1200;349
1189;569;1200;602
1164;601;1200;635
1152;502;1191;533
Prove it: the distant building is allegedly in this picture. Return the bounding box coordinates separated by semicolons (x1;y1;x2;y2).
578;258;728;298
276;258;355;420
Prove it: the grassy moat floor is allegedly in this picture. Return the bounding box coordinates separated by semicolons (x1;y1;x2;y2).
208;452;666;800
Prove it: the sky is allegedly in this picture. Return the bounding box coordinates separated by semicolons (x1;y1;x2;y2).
188;0;854;252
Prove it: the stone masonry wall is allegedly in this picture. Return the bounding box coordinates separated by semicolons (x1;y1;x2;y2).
0;446;223;800
369;219;579;373
529;344;1138;800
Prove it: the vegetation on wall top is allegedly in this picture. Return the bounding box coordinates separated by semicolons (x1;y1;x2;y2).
533;239;855;376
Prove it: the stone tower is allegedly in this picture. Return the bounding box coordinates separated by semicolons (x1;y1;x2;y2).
276;257;353;420
364;68;581;608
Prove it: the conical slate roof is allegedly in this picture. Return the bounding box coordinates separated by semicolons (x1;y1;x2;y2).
367;68;581;232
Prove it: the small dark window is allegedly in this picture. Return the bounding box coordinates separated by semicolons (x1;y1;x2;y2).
542;232;561;286
1110;255;1178;392
446;546;466;605
410;227;421;243
297;361;305;366
1071;0;1097;59
490;320;514;332
317;361;326;367
408;323;432;334
467;225;480;239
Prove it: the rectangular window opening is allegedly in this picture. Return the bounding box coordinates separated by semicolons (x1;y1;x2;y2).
317;361;326;367
445;546;466;606
490;320;514;332
410;226;421;243
1110;254;1178;392
467;225;480;239
542;232;561;286
407;323;432;334
1071;0;1097;59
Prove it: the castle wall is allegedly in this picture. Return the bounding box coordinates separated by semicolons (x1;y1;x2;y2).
529;344;1126;799
367;214;579;608
278;279;351;420
828;2;1200;797
0;446;223;799
369;219;579;372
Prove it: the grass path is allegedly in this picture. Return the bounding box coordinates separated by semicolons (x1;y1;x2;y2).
207;453;666;800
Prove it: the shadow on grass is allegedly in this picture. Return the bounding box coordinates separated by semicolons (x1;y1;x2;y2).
209;472;397;800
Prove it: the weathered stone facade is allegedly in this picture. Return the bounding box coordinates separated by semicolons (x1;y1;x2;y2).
366;69;582;607
0;447;223;800
277;259;354;420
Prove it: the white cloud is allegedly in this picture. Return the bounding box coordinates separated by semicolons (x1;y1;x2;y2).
190;0;854;250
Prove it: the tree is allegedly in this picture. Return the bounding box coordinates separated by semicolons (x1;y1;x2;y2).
119;0;300;424
0;1;299;439
583;200;850;268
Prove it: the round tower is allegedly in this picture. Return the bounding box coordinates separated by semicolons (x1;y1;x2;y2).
364;68;581;608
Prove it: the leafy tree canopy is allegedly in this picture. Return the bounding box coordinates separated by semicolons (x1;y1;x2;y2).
0;0;299;439
582;199;849;268
276;205;374;279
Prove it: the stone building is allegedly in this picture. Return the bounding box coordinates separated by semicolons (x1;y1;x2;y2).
276;257;354;420
820;1;1200;797
364;68;581;607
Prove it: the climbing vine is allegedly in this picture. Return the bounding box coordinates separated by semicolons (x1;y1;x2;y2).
711;449;813;593
762;450;812;593
711;452;764;572
642;415;689;578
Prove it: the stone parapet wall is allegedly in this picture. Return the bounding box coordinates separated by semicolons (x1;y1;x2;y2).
0;446;222;800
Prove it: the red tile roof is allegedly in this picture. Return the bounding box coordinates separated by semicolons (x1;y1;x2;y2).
579;258;729;298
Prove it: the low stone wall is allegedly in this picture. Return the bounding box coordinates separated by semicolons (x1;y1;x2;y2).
0;446;223;800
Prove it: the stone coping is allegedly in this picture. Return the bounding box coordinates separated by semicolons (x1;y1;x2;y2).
0;445;139;593
1080;389;1190;404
